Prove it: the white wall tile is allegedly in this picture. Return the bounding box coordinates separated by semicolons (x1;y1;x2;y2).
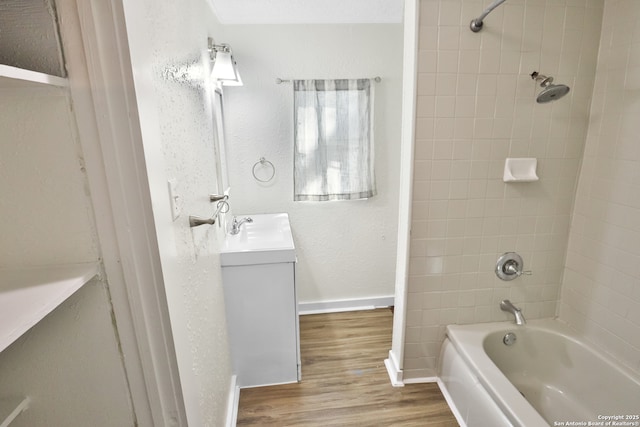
559;0;640;375
405;0;601;379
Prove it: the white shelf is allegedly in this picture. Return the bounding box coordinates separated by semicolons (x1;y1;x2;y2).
0;64;68;90
0;263;99;354
0;397;29;427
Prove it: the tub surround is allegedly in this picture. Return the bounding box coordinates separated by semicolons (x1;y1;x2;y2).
559;0;640;376
404;0;603;379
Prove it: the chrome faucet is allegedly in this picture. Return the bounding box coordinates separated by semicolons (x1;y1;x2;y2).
230;216;253;235
500;299;526;325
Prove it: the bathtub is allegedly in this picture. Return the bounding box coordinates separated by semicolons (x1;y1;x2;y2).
438;319;640;427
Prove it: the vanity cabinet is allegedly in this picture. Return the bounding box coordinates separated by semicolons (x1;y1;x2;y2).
220;213;301;388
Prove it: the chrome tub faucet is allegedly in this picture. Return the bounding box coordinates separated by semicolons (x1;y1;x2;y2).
230;216;253;235
500;299;526;325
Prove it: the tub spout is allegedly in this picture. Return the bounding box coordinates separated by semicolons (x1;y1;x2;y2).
500;299;526;325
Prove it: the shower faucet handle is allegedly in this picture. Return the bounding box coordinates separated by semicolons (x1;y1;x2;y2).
503;260;532;276
495;252;532;281
209;194;228;202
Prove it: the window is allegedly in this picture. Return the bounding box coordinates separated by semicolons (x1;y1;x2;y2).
293;79;376;201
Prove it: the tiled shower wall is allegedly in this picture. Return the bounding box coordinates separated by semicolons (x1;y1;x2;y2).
559;0;640;375
405;0;603;378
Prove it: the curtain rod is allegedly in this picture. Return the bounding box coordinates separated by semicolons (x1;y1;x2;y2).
275;76;382;84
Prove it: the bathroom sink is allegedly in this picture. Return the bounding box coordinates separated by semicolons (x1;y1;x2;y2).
220;213;296;266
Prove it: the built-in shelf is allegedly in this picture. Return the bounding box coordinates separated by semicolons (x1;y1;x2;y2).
0;263;99;354
0;397;29;427
0;64;68;90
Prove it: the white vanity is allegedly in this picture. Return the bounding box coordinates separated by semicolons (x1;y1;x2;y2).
220;213;300;388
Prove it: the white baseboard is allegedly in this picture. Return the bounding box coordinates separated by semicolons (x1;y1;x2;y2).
436;377;467;427
298;295;394;315
225;375;240;427
384;350;404;387
403;376;437;384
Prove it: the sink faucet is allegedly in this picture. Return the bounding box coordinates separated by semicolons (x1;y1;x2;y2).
230;216;253;235
500;299;526;325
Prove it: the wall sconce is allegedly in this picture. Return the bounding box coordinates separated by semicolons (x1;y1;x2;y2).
208;38;243;86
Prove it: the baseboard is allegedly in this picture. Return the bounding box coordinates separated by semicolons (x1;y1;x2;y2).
298;296;394;315
403;376;437;384
384;350;404;387
225;375;240;427
436;377;467;427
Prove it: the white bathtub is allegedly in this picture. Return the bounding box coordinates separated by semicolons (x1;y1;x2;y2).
438;319;640;427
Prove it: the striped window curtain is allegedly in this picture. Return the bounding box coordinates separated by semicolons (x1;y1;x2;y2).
293;79;376;201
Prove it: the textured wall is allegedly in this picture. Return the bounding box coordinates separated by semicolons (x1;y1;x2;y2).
220;24;403;304
559;0;640;375
121;1;233;425
404;0;603;378
0;0;65;76
210;0;403;24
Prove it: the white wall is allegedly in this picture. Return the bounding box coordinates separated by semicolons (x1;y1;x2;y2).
560;0;640;376
121;0;233;425
220;24;404;304
0;93;98;267
0;280;135;427
404;0;603;378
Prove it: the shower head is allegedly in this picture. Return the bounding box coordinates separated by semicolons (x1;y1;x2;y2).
536;84;570;103
530;71;570;103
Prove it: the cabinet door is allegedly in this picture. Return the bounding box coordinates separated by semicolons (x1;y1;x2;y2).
222;262;298;387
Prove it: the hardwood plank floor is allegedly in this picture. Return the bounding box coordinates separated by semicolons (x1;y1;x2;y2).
236;309;459;426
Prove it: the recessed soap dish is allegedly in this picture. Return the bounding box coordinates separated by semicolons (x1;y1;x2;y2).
503;158;539;183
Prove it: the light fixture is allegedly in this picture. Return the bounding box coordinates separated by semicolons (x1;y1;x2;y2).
208;38;243;86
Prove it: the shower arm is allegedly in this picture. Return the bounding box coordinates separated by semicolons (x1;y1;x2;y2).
470;0;507;32
531;71;553;87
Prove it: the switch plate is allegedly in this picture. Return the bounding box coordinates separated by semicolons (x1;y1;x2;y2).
168;179;181;221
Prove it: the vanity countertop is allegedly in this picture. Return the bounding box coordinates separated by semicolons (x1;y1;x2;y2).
221;213;296;266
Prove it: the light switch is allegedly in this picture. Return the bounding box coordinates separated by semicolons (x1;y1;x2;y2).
168;179;181;221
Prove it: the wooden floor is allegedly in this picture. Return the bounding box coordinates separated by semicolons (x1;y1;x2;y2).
236;309;459;426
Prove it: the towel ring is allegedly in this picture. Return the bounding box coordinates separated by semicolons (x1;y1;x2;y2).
217;200;230;213
252;157;276;183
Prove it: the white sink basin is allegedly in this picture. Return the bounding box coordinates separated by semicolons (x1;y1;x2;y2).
220;213;296;266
